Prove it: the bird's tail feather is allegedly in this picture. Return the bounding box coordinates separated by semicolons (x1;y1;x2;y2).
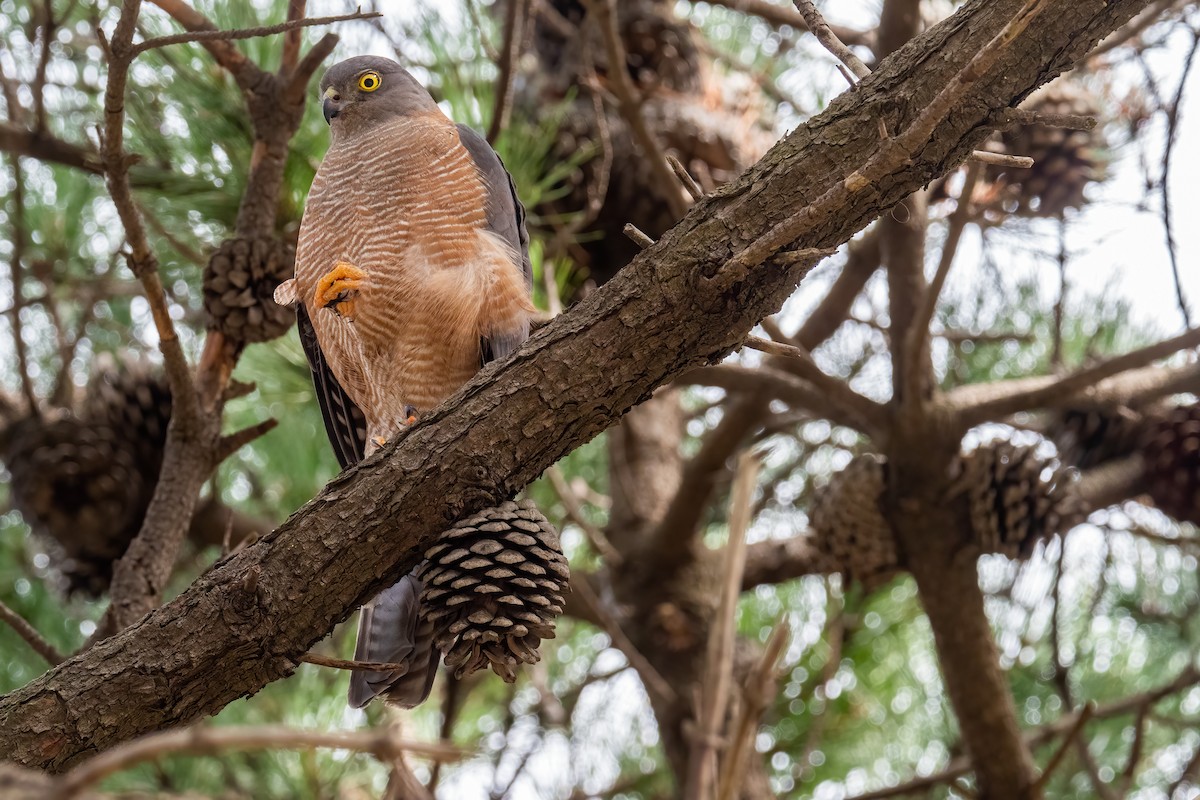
347;571;439;708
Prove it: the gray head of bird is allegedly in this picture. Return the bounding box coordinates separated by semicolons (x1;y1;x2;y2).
318;56;440;135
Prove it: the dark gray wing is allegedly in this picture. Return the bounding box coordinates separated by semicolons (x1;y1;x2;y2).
296;304;367;469
347;575;439;709
457;124;533;365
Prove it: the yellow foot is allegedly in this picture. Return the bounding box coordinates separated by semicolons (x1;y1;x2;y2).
372;435;387;448
403;405;418;426
314;261;366;320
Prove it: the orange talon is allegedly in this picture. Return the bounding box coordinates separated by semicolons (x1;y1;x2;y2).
314;261;367;320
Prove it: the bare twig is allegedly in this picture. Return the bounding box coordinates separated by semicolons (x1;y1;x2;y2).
1089;0;1187;58
668;153;705;201
215;418;279;462
584;0;689;218
487;0;531;143
5;155;40;416
1155;27;1199;327
685;452;759;800
652;396;766;571
299;652;409;672
679;363;885;435
792;0;871;80
1031;702;1094;792
280;0;306;74
992;106;1098;131
133;10;379;54
570;576;678;706
716;619;789;800
623;223;656;249
968;150;1034;168
102;1;197;422
903;160;981;403
695;0;874;49
0;600;64;666
546;464;622;565
742;334;813;363
57;725;460;798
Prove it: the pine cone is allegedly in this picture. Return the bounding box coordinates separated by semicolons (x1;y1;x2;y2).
954;441;1083;559
203;235;295;344
810;454;899;587
1;413;147;595
82;356;172;480
1048;405;1149;469
415;500;569;682
1143;404;1200;525
985;80;1109;218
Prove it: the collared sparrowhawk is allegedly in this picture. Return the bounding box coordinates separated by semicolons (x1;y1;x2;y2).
274;55;536;708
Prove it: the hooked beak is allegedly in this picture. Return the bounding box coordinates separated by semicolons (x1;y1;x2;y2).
322;87;340;124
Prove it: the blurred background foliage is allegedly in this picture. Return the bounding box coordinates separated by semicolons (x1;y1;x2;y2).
2;0;1200;798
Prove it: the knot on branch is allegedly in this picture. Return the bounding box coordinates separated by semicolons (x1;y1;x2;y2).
223;565;267;628
203;235;296;345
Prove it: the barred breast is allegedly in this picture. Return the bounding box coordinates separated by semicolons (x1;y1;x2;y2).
294;113;520;444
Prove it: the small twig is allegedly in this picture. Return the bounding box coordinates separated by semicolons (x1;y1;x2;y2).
1156;27;1199;327
215;418;279;462
685;452;760;800
904;160;981;403
56;725;460;798
571;575;677;707
668;154;705;201
0;599;65;666
696;0;873;48
792;0;871;80
716;619;789;800
584;0;689;219
623;223;655;249
134;10;379;54
1031;702;1095;792
742;334;813;363
546;464;622;566
968;150;1033;168
992;106;1098;131
299;652;408;673
487;0;530;143
5;155;40;416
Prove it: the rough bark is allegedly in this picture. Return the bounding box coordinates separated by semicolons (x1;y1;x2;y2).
0;0;1151;773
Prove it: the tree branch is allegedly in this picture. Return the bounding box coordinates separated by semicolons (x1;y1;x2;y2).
0;600;64;666
950;326;1200;428
133;10;380;55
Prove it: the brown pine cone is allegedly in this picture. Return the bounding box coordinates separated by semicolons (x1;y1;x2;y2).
954;441;1084;559
203;235;295;344
810;454;899;587
416;500;569;682
1143;404;1200;525
1;412;146;595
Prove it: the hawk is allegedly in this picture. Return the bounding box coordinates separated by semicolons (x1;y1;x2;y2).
275;56;536;708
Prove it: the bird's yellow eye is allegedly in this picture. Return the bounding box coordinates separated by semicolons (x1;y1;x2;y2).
357;71;381;92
